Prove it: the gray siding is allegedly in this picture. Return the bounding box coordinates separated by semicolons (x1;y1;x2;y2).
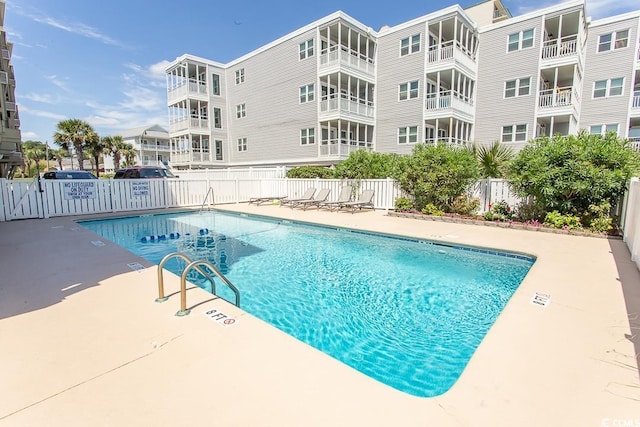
224;28;319;165
475;15;543;145
580;16;639;134
375;22;427;154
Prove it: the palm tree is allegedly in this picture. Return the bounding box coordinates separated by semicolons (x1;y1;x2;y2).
472;141;515;178
105;135;126;170
121;143;137;166
86;136;110;177
22;140;47;177
53;119;97;171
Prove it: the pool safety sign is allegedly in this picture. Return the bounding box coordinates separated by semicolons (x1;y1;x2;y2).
531;292;551;308
63;181;97;200
203;308;237;327
131;180;150;197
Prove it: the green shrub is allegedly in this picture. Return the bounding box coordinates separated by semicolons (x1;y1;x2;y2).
286;166;334;179
514;200;546;223
544;211;582;229
394;197;414;211
450;195;480;216
422;203;444;216
333;150;407;179
398;143;479;212
581;201;613;233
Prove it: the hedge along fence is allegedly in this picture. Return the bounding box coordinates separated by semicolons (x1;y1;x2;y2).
0;177;521;222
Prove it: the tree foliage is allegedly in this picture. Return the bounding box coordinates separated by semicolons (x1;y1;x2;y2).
470;141;514;178
21;140;47;177
333;149;406;180
398;143;479;211
506;132;640;216
53;119;98;171
286;166;334;178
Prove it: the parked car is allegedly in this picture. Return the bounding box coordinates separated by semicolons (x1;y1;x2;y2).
113;166;177;179
43;170;98;180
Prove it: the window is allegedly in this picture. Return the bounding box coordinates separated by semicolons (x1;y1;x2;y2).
399;81;419;100
235;68;245;84
400;34;421;56
299;39;314;60
300;128;315;145
236;103;246;119
502;124;527;142
508;29;534;52
504;77;531;98
598;30;629;52
237;137;247;152
211;74;220;95
213;108;222;128
593;78;624;98
299;84;315;103
398;126;418;144
590;124;619;135
214;140;223;160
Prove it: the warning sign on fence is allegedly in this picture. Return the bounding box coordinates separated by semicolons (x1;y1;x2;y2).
63;181;97;200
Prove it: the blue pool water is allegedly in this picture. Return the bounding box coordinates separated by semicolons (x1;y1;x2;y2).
81;211;534;397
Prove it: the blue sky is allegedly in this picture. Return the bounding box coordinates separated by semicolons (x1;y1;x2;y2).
7;0;638;144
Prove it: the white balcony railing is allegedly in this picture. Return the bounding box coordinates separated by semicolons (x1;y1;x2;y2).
320;95;374;118
538;86;574;108
424;91;474;116
633;91;640;109
628;137;640;151
319;139;372;157
319;45;375;76
167;78;208;102
425;137;468;145
541;36;578;60
140;143;171;151
190;117;209;130
169;118;189;133
427;40;476;64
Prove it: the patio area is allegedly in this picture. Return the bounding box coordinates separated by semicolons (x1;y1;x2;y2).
0;204;638;426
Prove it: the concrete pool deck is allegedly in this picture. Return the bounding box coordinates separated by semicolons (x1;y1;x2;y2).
0;204;638;426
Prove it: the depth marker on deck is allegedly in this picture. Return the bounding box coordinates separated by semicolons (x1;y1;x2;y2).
531;292;551;308
127;262;145;272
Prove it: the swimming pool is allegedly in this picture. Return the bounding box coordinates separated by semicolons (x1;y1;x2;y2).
81;211;534;397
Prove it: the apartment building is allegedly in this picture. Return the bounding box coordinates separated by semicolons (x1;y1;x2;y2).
0;0;22;178
164;0;640;169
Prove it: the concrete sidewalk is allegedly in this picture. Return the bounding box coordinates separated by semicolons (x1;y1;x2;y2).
0;205;638;426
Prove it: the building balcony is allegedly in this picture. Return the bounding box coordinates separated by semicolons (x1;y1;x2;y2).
541;36;578;61
319;96;374;121
140;143;171;151
628;137;640;152
168;117;209;133
424;91;474;119
424;136;468;146
319;139;372;157
427;41;476;72
170;151;222;165
319;46;375;79
167;79;208;103
632;91;640;110
537;86;579;116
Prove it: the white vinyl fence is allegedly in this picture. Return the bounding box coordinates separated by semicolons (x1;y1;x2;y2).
622;178;640;270
175;167;287;181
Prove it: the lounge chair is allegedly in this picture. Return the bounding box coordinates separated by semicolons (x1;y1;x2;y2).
318;185;353;211
297;188;331;210
280;188;316;208
337;189;375;213
248;195;288;206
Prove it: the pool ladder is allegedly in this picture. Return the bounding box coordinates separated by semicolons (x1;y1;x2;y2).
156;252;240;316
200;187;215;212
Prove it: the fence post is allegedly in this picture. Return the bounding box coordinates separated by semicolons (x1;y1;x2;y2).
110;179;118;212
235;178;239;203
386;177;393;211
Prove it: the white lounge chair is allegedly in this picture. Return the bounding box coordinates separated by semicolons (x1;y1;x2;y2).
318;185;353;211
297;188;332;210
280;188;316;207
337;189;375;213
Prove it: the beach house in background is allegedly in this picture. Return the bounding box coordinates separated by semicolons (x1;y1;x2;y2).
0;0;22;178
103;125;170;173
164;0;640;170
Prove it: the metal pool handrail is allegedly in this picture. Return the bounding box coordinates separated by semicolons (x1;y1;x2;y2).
177;260;240;316
200;187;215;211
156;252;241;317
156;252;215;302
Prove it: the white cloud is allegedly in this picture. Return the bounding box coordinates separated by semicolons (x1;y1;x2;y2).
21;131;39;139
21;93;56;104
46;75;71;92
513;0;637;19
18;105;68;121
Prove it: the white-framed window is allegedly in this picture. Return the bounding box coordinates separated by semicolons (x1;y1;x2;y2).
235;68;245;84
214;140;223;160
400;34;421;56
213;108;222;128
211;73;220;95
502;124;527;142
236;103;246;119
593;78;624;98
504;77;531;98
597;30;629;52
589;124;619;135
299;84;315;103
300;128;315;145
237;137;247;152
398;126;418;144
299;39;314;60
507;29;534;52
399;81;419;100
